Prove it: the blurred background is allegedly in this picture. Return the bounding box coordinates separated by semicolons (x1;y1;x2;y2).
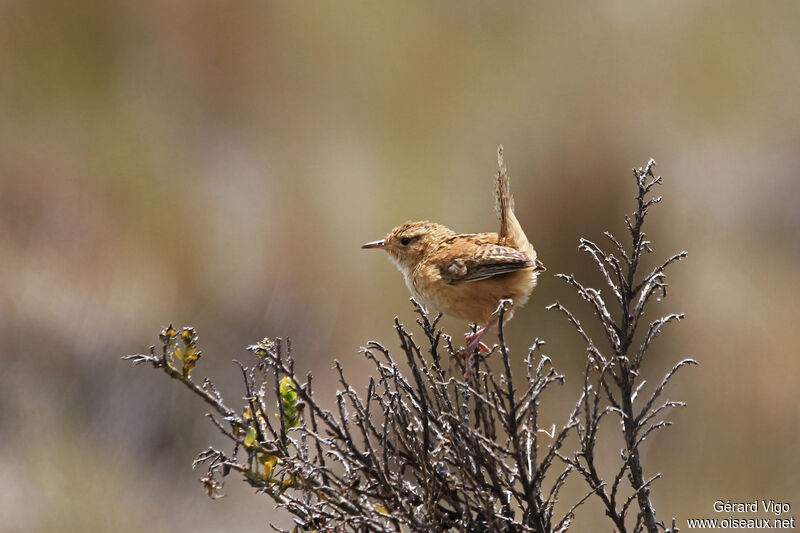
1;1;799;531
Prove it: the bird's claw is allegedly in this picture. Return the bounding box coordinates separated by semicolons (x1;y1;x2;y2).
463;331;490;353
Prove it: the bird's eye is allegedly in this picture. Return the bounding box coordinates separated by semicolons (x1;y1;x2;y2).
400;237;411;246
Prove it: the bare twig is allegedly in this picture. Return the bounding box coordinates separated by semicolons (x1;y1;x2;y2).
550;159;689;533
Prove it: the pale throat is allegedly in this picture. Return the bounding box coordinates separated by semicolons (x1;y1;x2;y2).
388;254;425;302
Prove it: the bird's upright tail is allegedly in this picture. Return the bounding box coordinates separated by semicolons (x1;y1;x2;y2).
495;146;537;262
495;145;514;243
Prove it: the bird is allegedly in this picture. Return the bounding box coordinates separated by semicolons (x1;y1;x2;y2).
361;146;544;353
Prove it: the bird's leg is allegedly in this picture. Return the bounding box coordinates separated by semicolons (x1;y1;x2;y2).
463;319;498;353
450;320;498;380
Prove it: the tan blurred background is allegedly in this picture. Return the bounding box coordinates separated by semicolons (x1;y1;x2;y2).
1;1;799;531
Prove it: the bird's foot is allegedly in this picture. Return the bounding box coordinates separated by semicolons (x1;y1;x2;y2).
450;321;498;379
463;332;490;354
462;319;497;353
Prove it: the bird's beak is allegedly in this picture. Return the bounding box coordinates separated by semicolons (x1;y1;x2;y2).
361;239;387;249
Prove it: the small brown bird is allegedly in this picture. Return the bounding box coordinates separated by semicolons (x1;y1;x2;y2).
362;146;544;351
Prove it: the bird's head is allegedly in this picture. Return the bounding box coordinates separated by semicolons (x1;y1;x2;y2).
362;221;452;272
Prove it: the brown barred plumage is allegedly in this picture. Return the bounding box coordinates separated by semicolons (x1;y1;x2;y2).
362;147;543;350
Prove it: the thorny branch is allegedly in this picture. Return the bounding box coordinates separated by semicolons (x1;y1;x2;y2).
125;300;581;532
548;159;693;533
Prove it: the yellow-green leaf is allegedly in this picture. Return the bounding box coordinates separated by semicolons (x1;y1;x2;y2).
279;377;300;428
259;453;278;480
244;426;257;448
180;348;201;375
279;377;296;397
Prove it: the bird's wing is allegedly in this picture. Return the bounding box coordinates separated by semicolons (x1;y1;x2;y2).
438;241;534;284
